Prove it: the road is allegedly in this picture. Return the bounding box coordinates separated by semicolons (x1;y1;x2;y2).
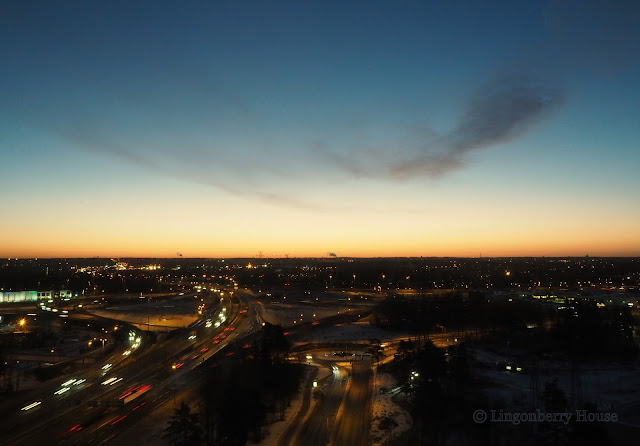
287;352;373;446
1;290;253;446
332;361;372;446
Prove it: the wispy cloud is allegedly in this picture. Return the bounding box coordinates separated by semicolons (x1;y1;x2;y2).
58;126;313;209
55;121;422;213
447;75;562;152
327;73;562;180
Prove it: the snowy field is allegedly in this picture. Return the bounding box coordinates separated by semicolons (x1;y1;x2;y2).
256;301;365;327
370;371;412;445
88;298;200;332
304;322;413;344
257;302;413;344
473;348;640;424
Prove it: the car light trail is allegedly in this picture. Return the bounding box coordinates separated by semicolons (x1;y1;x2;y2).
21;401;42;411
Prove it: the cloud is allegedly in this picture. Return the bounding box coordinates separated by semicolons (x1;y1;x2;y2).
387;153;465;179
447;75;562;153
54;121;422;213
333;73;562;180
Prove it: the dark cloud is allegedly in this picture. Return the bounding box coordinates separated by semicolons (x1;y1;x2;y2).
447;75;562;153
334;74;562;180
321;2;638;181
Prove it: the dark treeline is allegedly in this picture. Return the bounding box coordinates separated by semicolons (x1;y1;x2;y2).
371;292;548;334
373;292;638;363
196;323;305;446
503;300;638;363
386;340;487;445
389;340;614;446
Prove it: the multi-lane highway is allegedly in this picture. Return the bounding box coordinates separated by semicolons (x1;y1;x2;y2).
1;290;259;446
2;289;401;446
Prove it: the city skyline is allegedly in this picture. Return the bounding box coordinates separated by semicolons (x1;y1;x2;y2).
2;1;640;258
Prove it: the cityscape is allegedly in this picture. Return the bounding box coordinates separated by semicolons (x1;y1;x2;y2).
2;1;640;445
1;256;639;445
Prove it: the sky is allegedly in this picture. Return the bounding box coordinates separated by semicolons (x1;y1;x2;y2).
1;0;639;258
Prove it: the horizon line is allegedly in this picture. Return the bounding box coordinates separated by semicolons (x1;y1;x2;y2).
4;255;639;260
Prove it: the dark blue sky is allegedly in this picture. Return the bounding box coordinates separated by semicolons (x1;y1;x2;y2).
2;1;639;257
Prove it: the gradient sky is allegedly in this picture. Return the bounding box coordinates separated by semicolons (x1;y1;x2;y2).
2;0;639;258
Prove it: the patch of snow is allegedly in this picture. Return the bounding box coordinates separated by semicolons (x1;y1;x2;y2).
370;370;412;445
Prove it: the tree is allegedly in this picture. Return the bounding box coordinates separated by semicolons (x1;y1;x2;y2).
541;379;568;413
368;338;384;365
378;415;399;440
163;402;203;446
538;380;569;446
260;322;289;363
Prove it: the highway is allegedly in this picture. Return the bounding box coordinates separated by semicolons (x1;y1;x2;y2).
332;360;372;446
1;290;256;446
288;364;347;446
283;351;373;446
2;288;442;446
0;311;146;444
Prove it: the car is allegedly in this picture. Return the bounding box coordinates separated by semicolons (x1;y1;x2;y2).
505;362;523;373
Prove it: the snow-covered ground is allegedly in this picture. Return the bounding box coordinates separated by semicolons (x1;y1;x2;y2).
304;322;413;344
370;370;412;445
473;348;640;423
88;299;200;332
256;302;360;328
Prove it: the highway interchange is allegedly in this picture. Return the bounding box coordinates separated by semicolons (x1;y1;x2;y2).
0;289;427;446
1;290;262;445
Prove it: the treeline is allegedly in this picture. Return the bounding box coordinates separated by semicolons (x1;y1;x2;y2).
500;300;638;362
389;340;617;446
372;292;548;333
373;293;638;363
164;323;305;446
385;340;487;445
